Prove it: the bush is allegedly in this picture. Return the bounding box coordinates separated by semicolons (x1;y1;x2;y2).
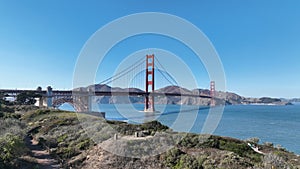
262;153;290;168
22;109;51;120
164;148;204;169
0;117;26;168
0;105;14;113
0;118;25;137
0;105;17;120
176;154;204;169
57;147;80;159
165;148;184;167
0;134;27;168
107;120;169;136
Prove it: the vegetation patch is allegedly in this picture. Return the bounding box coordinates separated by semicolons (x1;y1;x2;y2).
0;134;27;169
0;106;27;168
1;100;299;169
107;120;170;135
23;109;95;168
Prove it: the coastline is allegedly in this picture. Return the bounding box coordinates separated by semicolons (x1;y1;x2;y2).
1;105;300;168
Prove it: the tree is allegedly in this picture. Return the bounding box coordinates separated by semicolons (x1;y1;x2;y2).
0;92;5;111
0;92;10;106
0;92;5;104
0;92;14;117
16;92;39;105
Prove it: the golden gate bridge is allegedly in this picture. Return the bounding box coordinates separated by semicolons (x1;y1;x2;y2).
0;54;217;112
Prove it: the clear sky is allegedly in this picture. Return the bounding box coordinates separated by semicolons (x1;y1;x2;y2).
0;0;299;98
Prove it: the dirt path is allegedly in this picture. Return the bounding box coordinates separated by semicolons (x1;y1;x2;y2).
25;135;60;169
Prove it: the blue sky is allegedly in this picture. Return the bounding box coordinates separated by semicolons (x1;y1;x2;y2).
0;0;299;98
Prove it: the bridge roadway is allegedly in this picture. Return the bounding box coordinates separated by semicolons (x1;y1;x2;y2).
0;89;213;99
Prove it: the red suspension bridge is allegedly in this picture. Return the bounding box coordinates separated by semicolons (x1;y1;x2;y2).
0;54;217;112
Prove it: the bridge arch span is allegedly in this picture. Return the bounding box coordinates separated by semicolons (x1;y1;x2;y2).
52;96;88;112
52;98;77;111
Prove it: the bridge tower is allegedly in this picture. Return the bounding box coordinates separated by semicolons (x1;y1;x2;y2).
210;81;216;106
36;86;43;107
145;54;155;112
46;86;53;108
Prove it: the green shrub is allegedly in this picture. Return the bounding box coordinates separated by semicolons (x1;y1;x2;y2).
164;148;204;169
57;134;68;143
57;147;80;159
0;118;25;137
218;138;262;163
165;148;185;168
3;113;21;119
175;154;204;169
0;105;18;120
219;140;249;156
76;139;92;150
0;134;27;168
0;105;15;113
107;120;169;135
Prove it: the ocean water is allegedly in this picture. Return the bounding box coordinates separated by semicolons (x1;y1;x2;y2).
59;103;300;154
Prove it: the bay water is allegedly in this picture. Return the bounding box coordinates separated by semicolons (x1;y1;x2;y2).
60;103;300;154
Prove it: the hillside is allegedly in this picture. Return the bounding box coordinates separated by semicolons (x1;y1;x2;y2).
289;98;300;103
85;84;291;106
1;107;298;169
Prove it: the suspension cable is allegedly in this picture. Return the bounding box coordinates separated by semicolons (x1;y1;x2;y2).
101;59;145;85
155;57;178;86
98;57;144;84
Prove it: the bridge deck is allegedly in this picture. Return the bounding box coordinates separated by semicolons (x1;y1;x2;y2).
0;89;212;99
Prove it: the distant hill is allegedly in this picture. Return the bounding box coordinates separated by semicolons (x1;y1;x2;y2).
82;84;292;106
288;98;300;102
